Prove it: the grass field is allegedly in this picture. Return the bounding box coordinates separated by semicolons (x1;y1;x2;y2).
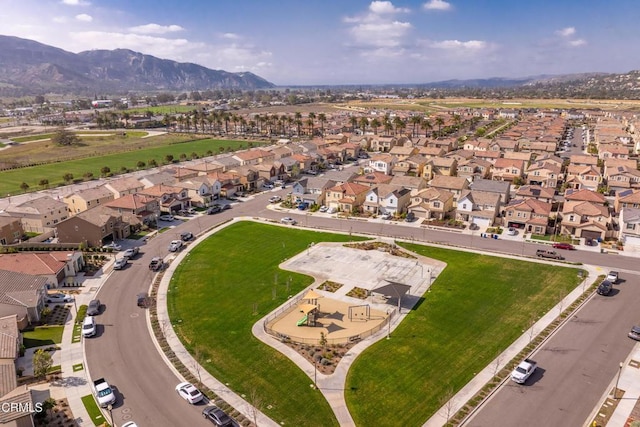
124;105;196;115
0;138;252;195
345;242;582;426
167;222;367;427
23;325;64;348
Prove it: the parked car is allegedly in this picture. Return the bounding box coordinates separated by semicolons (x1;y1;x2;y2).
219;203;231;210
404;212;416;222
123;247;140;259
319;205;328;212
380;213;392;220
207;205;222;215
269;195;282;203
113;258;128;270
202;406;233;426
180;232;194;242
327;207;337;214
629;325;640;341
263;182;274;189
168;240;183;252
102;242;122;251
149;257;164;271
297;202;309;211
46;292;74;304
281;217;297;225
175;382;204;404
507;227;517;236
158;214;175;222
137;292;149;308
552;242;575;250
87;299;101;316
597;280;613;296
82;315;97;338
606;271;619;283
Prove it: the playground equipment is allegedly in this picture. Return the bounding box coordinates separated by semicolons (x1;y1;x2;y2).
296;315;308;326
296;303;318;327
348;304;371;321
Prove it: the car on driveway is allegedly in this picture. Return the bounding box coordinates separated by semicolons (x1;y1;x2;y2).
404;212;416;222
180;231;194;241
175;382;203;404
380;213;392;220
597;280;613;296
281;217;297;225
87;299;101;316
113;258;128;270
202;406;232;426
319;205;328;212
158;214;175;222
507;227;517;236
168;240;183;252
123;247;140;259
552;242;575;250
102;242;122;251
46;292;74;304
606;271;619;283
629;325;640;341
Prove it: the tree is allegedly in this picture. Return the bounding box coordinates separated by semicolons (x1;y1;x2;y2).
20;182;29;192
149;159;158;167
100;166;111;177
165;154;174;164
136;160;146;169
38;179;49;189
51;129;79;146
83;171;94;181
33;349;53;379
62;173;74;184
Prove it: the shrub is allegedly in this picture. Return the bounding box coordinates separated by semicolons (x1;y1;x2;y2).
75;305;88;324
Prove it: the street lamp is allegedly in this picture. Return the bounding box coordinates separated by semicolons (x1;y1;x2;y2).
387;310;391;339
615;362;624;399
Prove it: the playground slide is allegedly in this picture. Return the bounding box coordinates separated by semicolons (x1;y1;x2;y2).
296;315;308;326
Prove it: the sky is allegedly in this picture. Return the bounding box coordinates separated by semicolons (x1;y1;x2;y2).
1;0;639;86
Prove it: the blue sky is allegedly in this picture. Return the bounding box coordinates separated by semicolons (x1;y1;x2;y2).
2;0;638;86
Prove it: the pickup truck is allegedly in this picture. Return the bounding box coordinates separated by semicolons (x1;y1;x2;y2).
93;378;116;407
511;358;537;384
536;249;564;260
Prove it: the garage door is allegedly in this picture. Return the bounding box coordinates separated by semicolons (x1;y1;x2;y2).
471;216;491;229
581;230;601;240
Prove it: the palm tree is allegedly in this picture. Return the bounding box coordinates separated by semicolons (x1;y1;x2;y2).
409;115;422;137
350;116;358;132
422;117;433;137
370;118;381;135
435;117;445;136
308;112;316;136
393;116;406;135
318;113;327;136
359;117;369;134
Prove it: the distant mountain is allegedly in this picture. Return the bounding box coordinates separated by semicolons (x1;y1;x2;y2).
420;74;607;89
0;35;275;96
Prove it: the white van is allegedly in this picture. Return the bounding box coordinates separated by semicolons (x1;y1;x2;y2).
82;316;97;338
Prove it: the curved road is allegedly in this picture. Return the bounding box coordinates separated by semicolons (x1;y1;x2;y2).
85;188;639;426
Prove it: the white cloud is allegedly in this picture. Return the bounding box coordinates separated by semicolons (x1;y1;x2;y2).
556;27;575;37
52;16;68;24
369;1;410;14
423;0;452;11
75;14;92;22
568;39;586;47
221;33;240;40
61;0;90;5
430;39;487;49
129;23;185;35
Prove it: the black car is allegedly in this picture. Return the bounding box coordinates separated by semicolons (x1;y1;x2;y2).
202;406;232;426
137;292;149;308
181;231;194;241
597;280;613;296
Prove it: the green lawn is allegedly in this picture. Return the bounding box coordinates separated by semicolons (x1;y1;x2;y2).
22;326;64;348
0;138;251;195
168;222;367;427
81;394;108;427
345;242;582;426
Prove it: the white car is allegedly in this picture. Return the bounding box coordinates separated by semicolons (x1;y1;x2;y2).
606;271;619;283
175;382;204;404
269;195;282;203
102;242;122;251
168;240;183;252
113;258;128;270
159;214;175;222
82;315;97;338
507;227;517;236
280;217;297;225
319;205;328;212
45;293;74;304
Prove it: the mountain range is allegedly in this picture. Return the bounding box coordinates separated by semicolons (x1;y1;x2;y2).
0;35;275;96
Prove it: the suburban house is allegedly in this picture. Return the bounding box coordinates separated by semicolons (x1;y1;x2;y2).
362;185;412;216
0;216;23;245
56;206;131;246
619;207;640;250
456;190;501;229
469;178;511;204
104;193;161;226
182;160;224;175
515;185;556;204
232;148;275;166
179;176;221;207
172;167;199;181
598;143;629;160
428;175;470;206
366;154;397;175
207;171;244;198
0;385;41;427
251;163;286;185
64;186;115;215
138;184;190;214
456;158;492;180
0;270;50;325
569;154;599;168
491;158;525;182
560;201;612;241
228;166;261;191
525;160;562;188
388;175;428;195
104;176;145;198
605;165;640;193
370;135;397;152
4;196;68;233
352;171;394;187
325;182;370;213
291;177;337;206
502;198;552;235
565;165;602;192
388;145;418;161
407;187;455;220
393;154;429;177
564;188;607;206
0;251;84;287
424;157;458;178
614;189;640;213
138;170;177;188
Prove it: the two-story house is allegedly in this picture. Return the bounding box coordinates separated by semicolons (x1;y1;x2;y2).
456;190;501;229
352;171;394;188
104;193;161;226
291;177;337;206
5;196;68;233
138;184;190;214
428;175;470;206
492;158;525;182
56;205;131;246
560;200;612;241
525;160;562;188
502;198;552;235
619;207;640;251
325;182;370;213
104;176;145;198
407;187;455;220
64;186;115;215
362;185;411;216
367;154;397;175
0;216;23;245
515;185;555;204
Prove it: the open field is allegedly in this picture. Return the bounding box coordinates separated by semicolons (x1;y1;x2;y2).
0;137;255;195
124;105;198;115
168;222;368;427
345;242;582;426
168;222;582;427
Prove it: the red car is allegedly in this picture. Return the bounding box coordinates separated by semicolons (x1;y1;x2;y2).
552;243;575;250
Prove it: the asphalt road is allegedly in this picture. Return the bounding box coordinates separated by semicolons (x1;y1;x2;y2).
466;272;640;427
85;186;639;427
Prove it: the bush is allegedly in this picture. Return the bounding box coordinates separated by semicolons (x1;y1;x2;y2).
75;305;88;324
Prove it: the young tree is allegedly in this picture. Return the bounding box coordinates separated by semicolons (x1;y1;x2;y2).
83;171;94;181
51;129;79;146
62;173;74;184
164;154;174;164
100;166;111;177
38;179;49;189
20;182;29;192
136;160;146;169
33;349;53;379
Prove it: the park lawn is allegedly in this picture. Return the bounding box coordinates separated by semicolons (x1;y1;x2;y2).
168;221;367;427
345;242;583;427
0;138;250;195
23;326;64;348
